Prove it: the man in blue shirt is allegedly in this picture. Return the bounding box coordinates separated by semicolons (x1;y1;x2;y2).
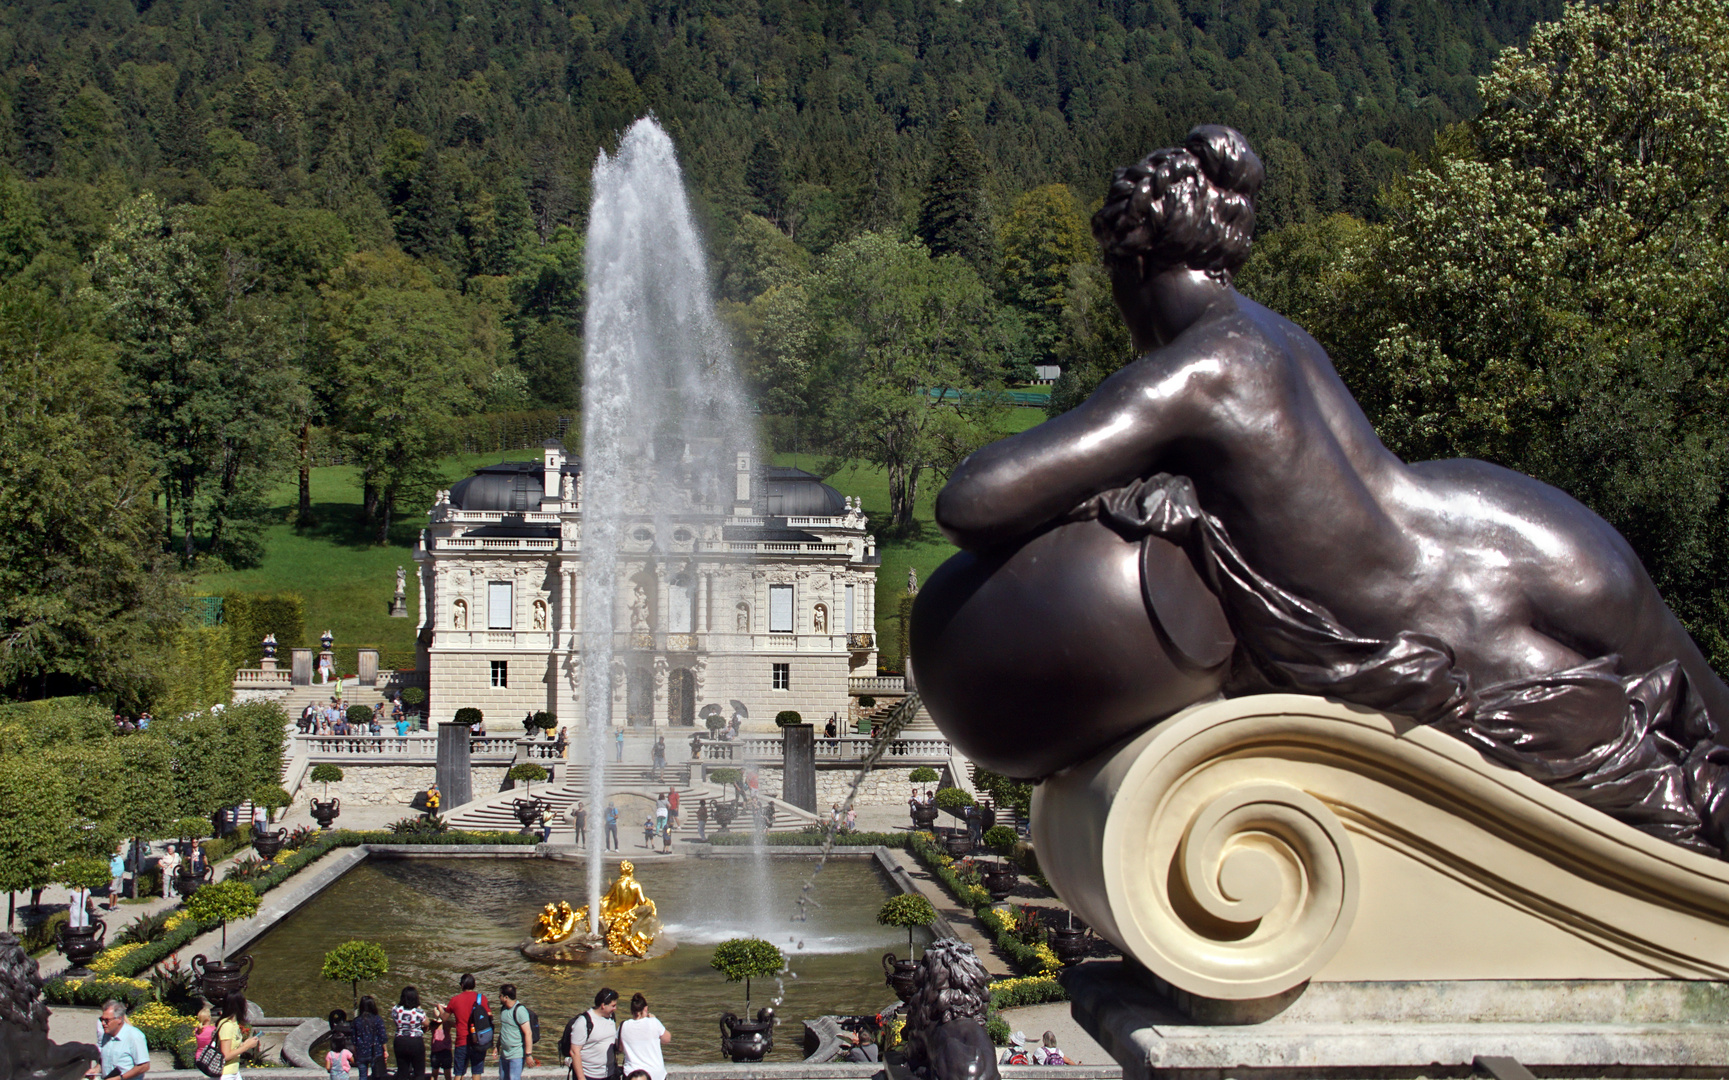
91;1000;150;1080
107;850;125;909
604;804;619;851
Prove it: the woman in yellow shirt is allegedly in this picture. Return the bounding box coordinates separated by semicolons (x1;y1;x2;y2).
217;991;260;1076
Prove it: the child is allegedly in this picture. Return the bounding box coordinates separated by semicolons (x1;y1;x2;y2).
193;1004;216;1058
642;816;655;849
326;1033;354;1080
428;1003;452;1080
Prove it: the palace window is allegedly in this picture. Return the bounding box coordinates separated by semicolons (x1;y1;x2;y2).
772;663;790;690
769;585;794;633
491;660;508;688
488;581;513;629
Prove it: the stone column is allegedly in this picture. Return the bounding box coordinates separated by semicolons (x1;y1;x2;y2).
437;722;473;809
291;649;312;686
357;649;379;685
782;724;816;813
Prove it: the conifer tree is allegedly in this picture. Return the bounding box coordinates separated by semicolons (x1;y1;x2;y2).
916;112;995;279
745;135;788;227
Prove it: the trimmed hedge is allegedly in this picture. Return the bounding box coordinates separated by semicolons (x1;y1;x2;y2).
159;623;234;716
703;827;908;847
220;592;306;670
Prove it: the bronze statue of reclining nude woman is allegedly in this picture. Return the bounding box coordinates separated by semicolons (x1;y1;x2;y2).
911;125;1729;855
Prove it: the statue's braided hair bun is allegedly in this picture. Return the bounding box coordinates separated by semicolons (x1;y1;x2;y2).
1092;125;1262;282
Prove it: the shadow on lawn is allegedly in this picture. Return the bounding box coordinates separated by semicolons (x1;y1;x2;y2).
282;502;425;551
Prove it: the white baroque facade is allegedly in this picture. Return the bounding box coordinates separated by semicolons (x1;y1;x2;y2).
413;440;880;731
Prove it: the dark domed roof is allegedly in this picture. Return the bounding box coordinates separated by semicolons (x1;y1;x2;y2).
763;467;846;516
449;460;577;512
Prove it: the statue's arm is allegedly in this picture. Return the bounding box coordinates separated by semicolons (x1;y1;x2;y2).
936;352;1215;549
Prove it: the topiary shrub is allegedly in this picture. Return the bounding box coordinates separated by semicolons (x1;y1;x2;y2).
345;705;373;727
934;787;976;813
774;710;803;727
453;707;483;727
983;825;1018;854
321;939;389;1007
58;857;111;890
858;695;876;709
908;767;939;784
184;879;260;960
167;817;211;841
309;764;344;796
705;711;727;735
876;893;938;956
252;786;292;817
532;711;557;733
400;687;426;706
709;767;743;787
508;763;548;791
710;937;784;1014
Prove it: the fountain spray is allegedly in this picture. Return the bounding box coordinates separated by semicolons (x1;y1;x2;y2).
580;117;755;931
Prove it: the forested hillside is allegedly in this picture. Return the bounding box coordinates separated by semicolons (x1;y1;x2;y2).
0;0;1574;702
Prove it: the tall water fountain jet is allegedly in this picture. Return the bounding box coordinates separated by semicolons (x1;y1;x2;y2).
580;118;756;932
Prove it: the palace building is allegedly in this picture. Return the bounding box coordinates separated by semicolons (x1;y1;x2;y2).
413;440;880;730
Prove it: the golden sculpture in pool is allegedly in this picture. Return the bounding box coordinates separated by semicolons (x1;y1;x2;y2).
528;861;664;960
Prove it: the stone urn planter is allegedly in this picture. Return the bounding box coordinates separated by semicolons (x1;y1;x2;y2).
1050;925;1093;966
719;1007;775;1062
191;954;254;1003
175;864;212;899
713;801;737;831
882;952;919;1002
983;865;1018;902
944;831;973;858
310;798;341;830
251;827;286;862
911;804;938;831
54;918;106;977
511;797;547;833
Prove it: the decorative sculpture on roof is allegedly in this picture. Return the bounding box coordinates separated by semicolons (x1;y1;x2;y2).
914;124;1729;857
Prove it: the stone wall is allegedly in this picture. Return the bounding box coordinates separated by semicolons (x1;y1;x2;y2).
233;687;291;705
700;762;944;806
294;763;512;807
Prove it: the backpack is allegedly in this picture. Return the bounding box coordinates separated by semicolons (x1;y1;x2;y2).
505;1003;539;1047
1003;1049;1030;1066
469;994;494;1048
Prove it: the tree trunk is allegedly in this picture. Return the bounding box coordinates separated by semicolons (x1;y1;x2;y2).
376;489;393;546
361;473;379;525
297;419;316;528
181;467;197;562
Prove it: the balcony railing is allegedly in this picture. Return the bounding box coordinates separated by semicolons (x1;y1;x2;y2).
297;733;521;759
232;669;292;688
849;675;906;695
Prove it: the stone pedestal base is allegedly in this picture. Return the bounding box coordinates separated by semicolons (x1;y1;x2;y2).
389;595;408;618
1067;963;1729;1079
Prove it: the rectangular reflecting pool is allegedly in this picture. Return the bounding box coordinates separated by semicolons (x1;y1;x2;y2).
243;854;925;1062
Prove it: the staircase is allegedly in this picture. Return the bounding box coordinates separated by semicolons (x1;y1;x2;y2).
443;760;817;837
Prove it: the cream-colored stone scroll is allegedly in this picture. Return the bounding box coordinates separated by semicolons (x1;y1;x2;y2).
1034;694;1729;1002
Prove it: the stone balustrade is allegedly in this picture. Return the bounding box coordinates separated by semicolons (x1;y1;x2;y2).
695;734;948;763
297;733;521;760
848;675;906;695
232;668;292;687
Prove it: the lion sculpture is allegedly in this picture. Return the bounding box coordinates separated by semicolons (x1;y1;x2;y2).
1;931;97;1080
903;938;1000;1080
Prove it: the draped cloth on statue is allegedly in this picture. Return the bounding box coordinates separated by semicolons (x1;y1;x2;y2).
1079;473;1729;857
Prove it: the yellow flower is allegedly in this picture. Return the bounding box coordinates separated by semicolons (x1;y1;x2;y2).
88;942;145;974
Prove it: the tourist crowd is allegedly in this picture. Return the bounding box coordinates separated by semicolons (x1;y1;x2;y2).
308;977;676;1080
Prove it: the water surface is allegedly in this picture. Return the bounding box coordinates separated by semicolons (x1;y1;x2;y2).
245;855;924;1062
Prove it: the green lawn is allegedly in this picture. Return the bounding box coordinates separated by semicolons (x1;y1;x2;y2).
197;406;1052;674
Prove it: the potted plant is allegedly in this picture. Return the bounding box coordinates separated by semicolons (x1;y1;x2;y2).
321;940;389;1009
168;817;214;897
876;894;937;1001
308;765;343;829
774;710;802;727
934;788;977;854
982;825;1020;901
711;937;784;1062
187;879;261;1001
52;858;110;975
250;787;292;860
1048;909;1094;966
454;707;484;727
346;704;374;729
532;711;558;738
907;768;940;828
400;686;427;728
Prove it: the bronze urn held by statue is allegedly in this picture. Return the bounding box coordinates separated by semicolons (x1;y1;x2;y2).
719;1007;774;1062
54;918;105;976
